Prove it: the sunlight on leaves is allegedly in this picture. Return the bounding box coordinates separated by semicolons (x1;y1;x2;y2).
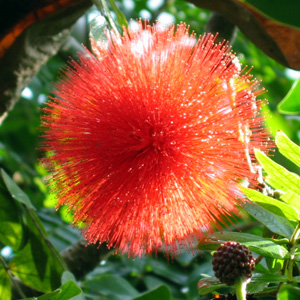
255;150;300;194
276;131;300;166
242;187;299;221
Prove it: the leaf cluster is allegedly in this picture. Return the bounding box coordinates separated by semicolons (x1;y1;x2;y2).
198;132;300;299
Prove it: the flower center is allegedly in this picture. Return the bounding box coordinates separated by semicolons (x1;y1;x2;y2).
130;126;168;156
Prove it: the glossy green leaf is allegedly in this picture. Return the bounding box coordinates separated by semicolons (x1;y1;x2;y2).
1;169;35;210
278;79;300;114
9;210;64;292
197;277;226;295
280;191;300;217
251;273;288;284
276;131;300;167
0;186;23;250
107;0;129;28
198;274;285;298
30;230;48;280
198;231;288;259
242;187;299;220
61;271;84;300
10;243;60;292
255;150;300;194
244;202;294;238
132;285;171;300
61;271;77;284
247;282;268;294
278;284;300;300
83;274;139;300
51;281;82;300
199;273;289;296
22;281;82;300
267;257;285;275
255;263;270;274
0;264;11;300
239;0;300;29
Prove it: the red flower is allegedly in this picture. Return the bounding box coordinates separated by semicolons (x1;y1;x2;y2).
42;21;271;257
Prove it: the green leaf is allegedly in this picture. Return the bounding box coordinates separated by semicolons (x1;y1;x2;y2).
292;276;300;282
22;281;82;300
175;251;195;266
1;169;35;210
278;284;300;300
251;273;288;284
37;211;82;252
198;232;289;259
107;0;129;28
276;131;300;167
243;202;294;238
198;273;288;295
278;79;300;114
197;277;226;295
132;285;171;300
9;243;60;292
247;282;268;294
61;271;84;300
280;191;300;214
240;0;300;29
1;178;68;293
0;185;23;250
242;187;299;221
83;274;139;300
255;263;270;274
255;150;300;194
241;274;288;295
51;281;82;300
0;263;11;300
266;257;285;274
61;271;77;284
147;257;189;286
9;210;64;292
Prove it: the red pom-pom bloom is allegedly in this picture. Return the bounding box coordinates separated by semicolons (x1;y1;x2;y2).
41;21;271;257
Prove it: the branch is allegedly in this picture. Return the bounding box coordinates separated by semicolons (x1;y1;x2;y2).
206;12;237;44
0;0;92;120
190;0;289;67
61;240;113;280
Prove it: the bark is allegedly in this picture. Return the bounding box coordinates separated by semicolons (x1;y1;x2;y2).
0;0;92;120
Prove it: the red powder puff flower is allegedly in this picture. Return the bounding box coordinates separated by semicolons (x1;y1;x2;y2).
41;20;271;257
